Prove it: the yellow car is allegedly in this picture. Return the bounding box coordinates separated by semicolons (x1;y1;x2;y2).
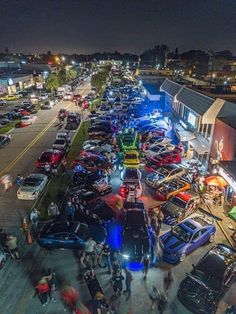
123;150;140;168
156;179;191;201
0;94;21;101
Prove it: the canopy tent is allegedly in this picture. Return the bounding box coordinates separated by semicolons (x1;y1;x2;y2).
205;176;228;187
228;206;236;222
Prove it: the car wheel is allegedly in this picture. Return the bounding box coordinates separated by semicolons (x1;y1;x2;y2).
209;234;215;243
179;253;186;262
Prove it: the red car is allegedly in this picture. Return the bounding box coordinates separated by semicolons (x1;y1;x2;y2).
73;94;82;102
146;151;181;168
72;152;114;174
36;149;63;168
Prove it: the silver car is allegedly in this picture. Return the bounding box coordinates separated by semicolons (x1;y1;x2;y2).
17;173;48;200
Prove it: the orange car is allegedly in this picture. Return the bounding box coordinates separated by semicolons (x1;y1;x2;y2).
156;179;191;201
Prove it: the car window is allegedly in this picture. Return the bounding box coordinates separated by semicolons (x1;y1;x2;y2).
54;233;68;239
193;231;201;240
67;233;76;240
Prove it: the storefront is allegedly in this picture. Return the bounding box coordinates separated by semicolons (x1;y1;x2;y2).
0;74;34;95
217;161;236;206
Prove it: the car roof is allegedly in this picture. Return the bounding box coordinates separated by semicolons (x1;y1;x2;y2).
125;209;145;225
44;221;80;234
181;216;212;231
175;191;198;202
196;243;236;277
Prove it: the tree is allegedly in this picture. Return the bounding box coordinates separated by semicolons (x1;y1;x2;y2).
66;68;77;82
44;73;61;94
58;68;67;84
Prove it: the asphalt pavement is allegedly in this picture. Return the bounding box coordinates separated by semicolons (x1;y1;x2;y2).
0;81;91;228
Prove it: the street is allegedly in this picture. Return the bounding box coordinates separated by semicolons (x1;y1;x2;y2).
0;81;91;228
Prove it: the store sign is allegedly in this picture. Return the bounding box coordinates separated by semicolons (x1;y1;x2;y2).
218;166;236;191
8;78;14;86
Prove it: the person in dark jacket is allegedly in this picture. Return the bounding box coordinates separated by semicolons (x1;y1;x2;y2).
65;201;76;220
123;268;133;300
111;269;124;297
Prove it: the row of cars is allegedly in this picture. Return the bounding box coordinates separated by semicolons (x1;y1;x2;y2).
36;112;120;249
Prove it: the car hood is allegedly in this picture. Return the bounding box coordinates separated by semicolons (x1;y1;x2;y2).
162;202;184;217
18;185;38;193
88;225;107;243
160;232;186;253
123;234;150;258
178;275;217;313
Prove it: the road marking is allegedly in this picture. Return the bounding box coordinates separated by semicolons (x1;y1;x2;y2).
0;83;90;176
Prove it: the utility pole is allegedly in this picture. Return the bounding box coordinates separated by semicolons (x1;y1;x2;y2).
208;50;215;87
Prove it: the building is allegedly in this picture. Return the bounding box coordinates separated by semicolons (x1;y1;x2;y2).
160;79;182;111
0;74;34;95
161;79;225;166
210;100;236;205
143;84;165;103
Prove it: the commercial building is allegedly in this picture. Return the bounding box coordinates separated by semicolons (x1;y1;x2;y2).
0;74;34;95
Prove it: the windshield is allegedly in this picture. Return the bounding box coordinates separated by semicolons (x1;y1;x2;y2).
172;197;186;208
23;177;41;186
125;154;137;159
171;225;192;242
75;224;89;240
39;153;51;162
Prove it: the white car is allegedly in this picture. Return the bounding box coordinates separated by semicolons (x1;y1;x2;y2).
17;173;48;200
20;115;37;126
146;165;187;188
88;143;113;154
145;143;176;158
148;137;172;147
83;139;104;150
40;93;49;100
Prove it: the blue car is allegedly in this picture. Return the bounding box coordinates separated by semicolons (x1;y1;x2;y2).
37;221;107;250
159;216;216;263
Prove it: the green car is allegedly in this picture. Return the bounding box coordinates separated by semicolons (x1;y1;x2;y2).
119;129;138;151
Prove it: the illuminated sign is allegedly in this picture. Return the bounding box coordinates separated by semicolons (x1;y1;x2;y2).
8;78;14;86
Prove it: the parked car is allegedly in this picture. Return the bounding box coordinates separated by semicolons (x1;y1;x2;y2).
145;143;179;158
123;150;140;168
156;179;191;201
146;151;182;168
122;203;151;262
37;221;107;250
52;138;69;152
20;115;37;126
0;134;11;148
177;243;236;314
119;130;138;151
17;173;48;200
162;191;200;225
159;216;216;263
119;168;142;199
41;100;55;109
73;168;103;186
36;149;63;168
145;165;187;187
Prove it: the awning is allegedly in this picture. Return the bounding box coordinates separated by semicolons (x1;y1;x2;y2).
176;130;196;142
189;137;209;155
205;176;228;187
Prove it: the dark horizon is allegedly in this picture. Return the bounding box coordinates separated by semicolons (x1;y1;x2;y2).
1;0;236;54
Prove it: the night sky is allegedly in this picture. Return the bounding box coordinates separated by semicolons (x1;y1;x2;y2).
1;0;236;54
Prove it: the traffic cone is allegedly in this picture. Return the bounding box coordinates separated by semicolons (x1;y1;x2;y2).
27;231;33;245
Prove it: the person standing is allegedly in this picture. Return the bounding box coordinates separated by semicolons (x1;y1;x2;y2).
5;234;20;260
61;157;67;175
0;174;13;192
84;237;96;267
35;277;50;307
148;286;160;310
65;201;76;221
30;208;40;228
157;209;164;230
111;269;124;297
163;270;173;295
94;242;103;268
46;269;57;302
0;228;7;247
123;268;133;300
48;202;60;219
102;243;112;274
142;254;150;280
113;250;124;269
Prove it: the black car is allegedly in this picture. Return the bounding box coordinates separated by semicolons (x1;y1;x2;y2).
122;202;151;262
178;243;236;314
73;169;103;185
37;221;107;250
65;113;81;130
0;134;11;148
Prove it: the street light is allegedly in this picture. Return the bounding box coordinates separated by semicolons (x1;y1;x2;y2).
62;56;65;62
71;60;75;65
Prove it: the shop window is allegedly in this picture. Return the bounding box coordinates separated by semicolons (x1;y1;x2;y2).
201;124;207;136
206;124;212;139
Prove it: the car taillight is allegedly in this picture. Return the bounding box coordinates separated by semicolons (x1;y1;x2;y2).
119;185;128;197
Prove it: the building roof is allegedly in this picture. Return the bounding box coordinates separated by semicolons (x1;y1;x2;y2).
217;100;236;129
160;79;182;97
220;161;236;181
218;117;236;129
176;87;215;116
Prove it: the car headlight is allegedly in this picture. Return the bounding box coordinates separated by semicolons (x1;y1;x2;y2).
122;254;129;260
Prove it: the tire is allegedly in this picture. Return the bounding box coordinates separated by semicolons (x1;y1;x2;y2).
179;253;186;262
209;234;215;243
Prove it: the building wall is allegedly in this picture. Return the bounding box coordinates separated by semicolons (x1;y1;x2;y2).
210;118;236;161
